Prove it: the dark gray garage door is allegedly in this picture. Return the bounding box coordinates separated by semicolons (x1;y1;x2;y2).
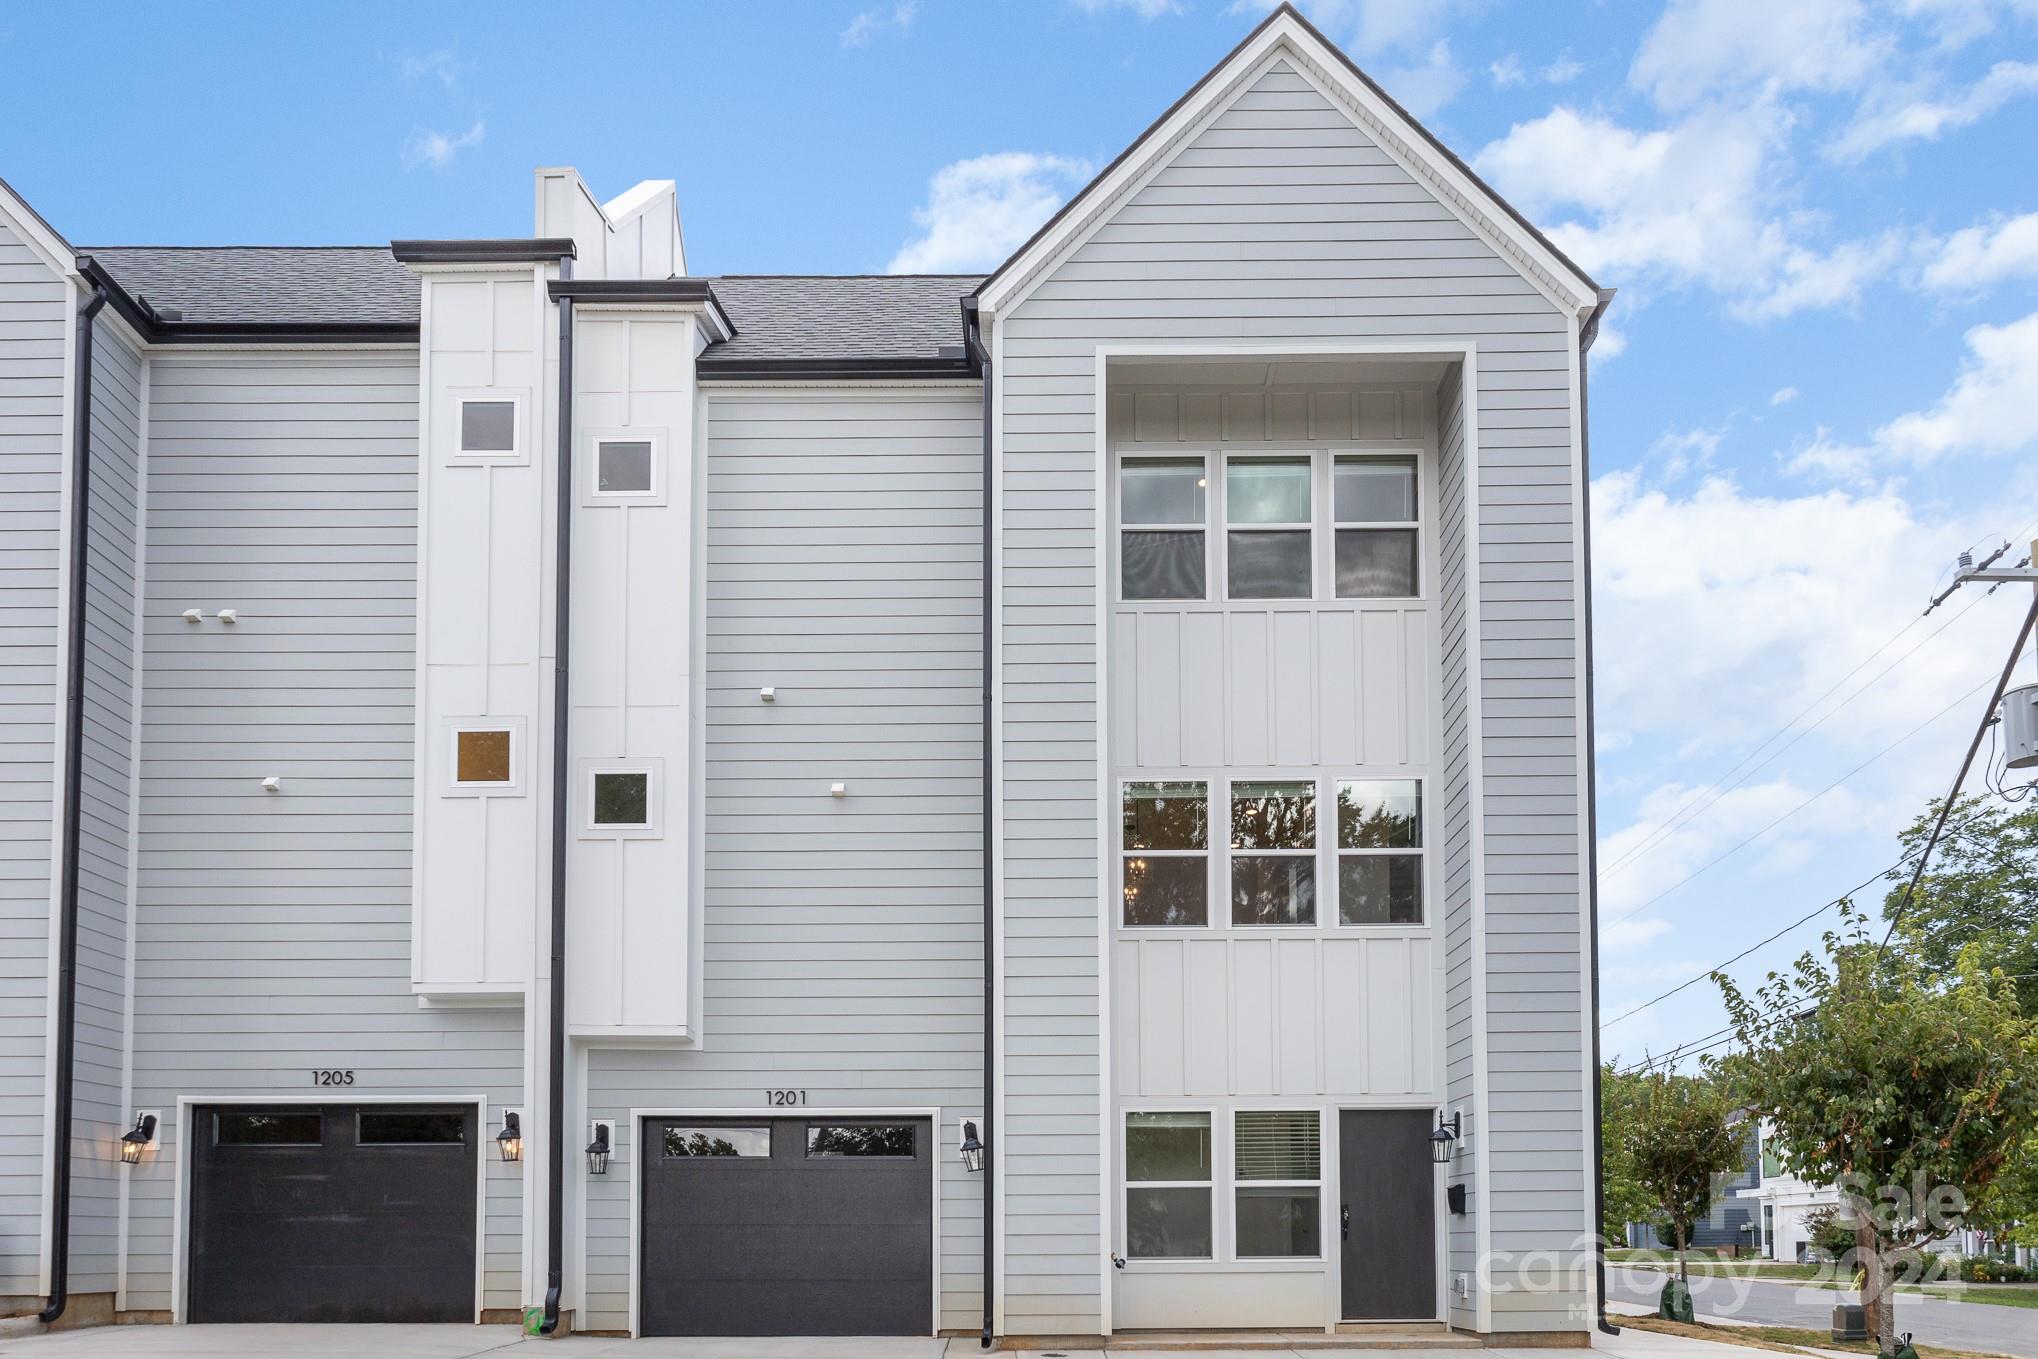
187;1104;477;1323
641;1116;933;1336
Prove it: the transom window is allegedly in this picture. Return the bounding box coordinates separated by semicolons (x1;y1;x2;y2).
1337;779;1423;925
1235;1110;1322;1258
1125;1111;1212;1259
1335;455;1418;598
1120;457;1208;601
458;398;518;456
1230;780;1316;926
1225;456;1311;599
1122;781;1208;928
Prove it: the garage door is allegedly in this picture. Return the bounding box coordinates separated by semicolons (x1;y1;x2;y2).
641;1116;933;1336
187;1104;477;1323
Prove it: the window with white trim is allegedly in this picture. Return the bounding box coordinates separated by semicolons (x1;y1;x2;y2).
1122;781;1208;927
452;728;514;787
457;398;519;457
1225;455;1311;599
1230;780;1316;926
1125;1111;1212;1259
1336;779;1423;925
1234;1110;1322;1258
590;770;652;828
594;438;655;496
1120;456;1207;600
1334;454;1418;598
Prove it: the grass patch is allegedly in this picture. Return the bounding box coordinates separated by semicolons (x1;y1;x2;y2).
1618;1311;2015;1359
1614;1259;2038;1306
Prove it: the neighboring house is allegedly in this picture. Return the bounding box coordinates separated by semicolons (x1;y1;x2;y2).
1627;1119;1762;1254
0;6;1612;1342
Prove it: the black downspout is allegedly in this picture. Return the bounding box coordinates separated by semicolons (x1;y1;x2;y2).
541;264;574;1337
41;275;110;1327
1579;288;1618;1337
962;298;995;1350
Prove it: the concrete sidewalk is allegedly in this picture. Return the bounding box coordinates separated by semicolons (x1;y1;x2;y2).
0;1319;1813;1359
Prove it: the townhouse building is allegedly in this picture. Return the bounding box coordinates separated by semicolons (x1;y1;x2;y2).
0;5;1612;1341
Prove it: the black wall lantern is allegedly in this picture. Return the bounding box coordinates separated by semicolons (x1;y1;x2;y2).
118;1112;156;1166
585;1122;611;1176
959;1119;986;1174
1430;1110;1461;1165
495;1110;523;1163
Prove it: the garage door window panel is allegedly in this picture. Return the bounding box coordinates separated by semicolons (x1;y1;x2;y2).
807;1123;916;1157
215;1111;321;1145
358;1111;467;1145
665;1125;771;1157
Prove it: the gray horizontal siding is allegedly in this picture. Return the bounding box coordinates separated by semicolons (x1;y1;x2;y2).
998;54;1587;1333
122;351;525;1315
0;220;63;1299
581;385;985;1335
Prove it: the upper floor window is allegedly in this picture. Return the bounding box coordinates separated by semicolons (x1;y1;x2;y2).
1225;456;1311;599
1337;779;1423;924
1334;455;1418;598
1230;780;1316;926
1122;781;1208;927
1120;457;1207;601
458;397;519;457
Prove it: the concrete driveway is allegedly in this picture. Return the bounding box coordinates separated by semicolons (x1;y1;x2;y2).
0;1318;1823;1359
1607;1263;2038;1359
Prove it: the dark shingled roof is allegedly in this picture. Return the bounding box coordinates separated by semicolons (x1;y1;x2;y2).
83;246;420;325
79;247;978;365
699;275;978;365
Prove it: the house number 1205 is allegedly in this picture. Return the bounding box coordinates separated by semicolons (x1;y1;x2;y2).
765;1089;805;1106
311;1069;356;1086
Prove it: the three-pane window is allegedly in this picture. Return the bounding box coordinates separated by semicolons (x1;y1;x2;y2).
1122;782;1208;927
1125;1112;1213;1259
1230;781;1315;926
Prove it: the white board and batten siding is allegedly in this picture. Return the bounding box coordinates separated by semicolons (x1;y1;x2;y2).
122;349;525;1315
579;384;986;1335
0;219;67;1300
995;50;1589;1335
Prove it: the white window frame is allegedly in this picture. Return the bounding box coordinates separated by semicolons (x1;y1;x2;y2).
1222;451;1314;601
1122;1107;1216;1263
1119;779;1211;929
1116;452;1212;602
1232;1108;1326;1262
444;718;526;797
1228;776;1319;929
1331;451;1421;601
453;393;525;462
582;427;669;507
579;757;666;839
1333;777;1426;928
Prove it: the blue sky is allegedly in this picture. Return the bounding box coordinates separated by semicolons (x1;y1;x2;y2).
7;0;2038;1069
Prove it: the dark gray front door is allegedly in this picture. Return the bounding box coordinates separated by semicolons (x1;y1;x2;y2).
640;1116;933;1336
1339;1109;1437;1321
187;1104;477;1323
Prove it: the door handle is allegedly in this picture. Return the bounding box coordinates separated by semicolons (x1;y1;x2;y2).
1341;1204;1350;1240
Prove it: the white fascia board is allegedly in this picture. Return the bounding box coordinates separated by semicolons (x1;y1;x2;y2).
974;10;1598;320
0;176;76;277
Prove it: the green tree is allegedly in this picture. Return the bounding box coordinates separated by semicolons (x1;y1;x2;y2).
1882;796;2038;1017
1619;1068;1745;1284
1713;915;2038;1352
1600;1063;1658;1241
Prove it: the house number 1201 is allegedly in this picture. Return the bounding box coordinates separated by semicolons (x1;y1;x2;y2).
765;1089;805;1106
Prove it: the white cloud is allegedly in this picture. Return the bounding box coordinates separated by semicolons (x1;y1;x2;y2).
1591;318;1628;360
1489;51;1583;88
1876;312;2038;460
1771;386;1801;406
401;120;484;171
1379;41;1463;119
1831;59;2038;159
887;152;1092;274
1630;0;1888;109
398;50;461;89
840;2;916;47
1650;427;1724;480
1920;211;2038;292
1074;0;1180;15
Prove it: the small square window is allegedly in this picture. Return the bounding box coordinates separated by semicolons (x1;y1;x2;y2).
596;440;654;495
459;399;518;455
591;771;651;827
455;729;513;785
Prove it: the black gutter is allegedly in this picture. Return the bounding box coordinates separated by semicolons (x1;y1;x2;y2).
391;238;577;265
540;261;575;1337
697;356;975;383
41;277;110;1327
961;298;995;1349
545;279;735;344
1579;286;1618;1337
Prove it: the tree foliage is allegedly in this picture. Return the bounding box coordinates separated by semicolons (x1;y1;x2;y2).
1712;912;2038;1349
1600;1063;1657;1240
1882;796;2038;1018
1617;1067;1745;1281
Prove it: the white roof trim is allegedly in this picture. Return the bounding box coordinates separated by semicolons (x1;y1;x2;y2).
974;8;1598;319
0;177;76;278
